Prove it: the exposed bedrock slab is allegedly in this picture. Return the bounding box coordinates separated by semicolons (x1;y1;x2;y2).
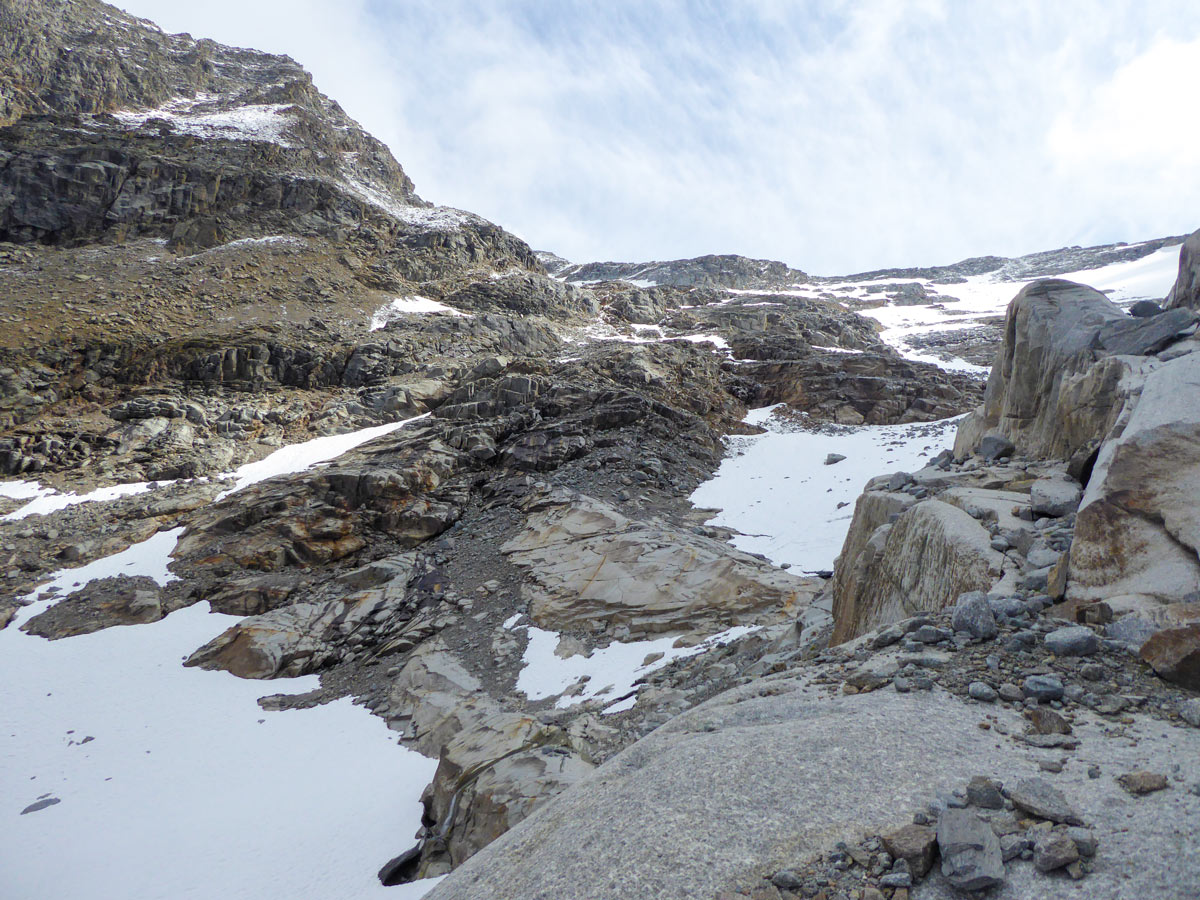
425;681;1200;900
502;493;821;638
831;498;1004;644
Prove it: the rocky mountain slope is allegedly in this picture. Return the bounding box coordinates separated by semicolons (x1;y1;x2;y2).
2;2;1197;899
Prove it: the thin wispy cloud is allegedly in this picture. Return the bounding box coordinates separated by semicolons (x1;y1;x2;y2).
117;0;1200;273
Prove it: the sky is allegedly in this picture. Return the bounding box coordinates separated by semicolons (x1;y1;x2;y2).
114;0;1200;275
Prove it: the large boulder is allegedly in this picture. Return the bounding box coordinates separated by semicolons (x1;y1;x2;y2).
831;498;1004;644
954;280;1136;461
502;493;821;638
1166;228;1200;310
1067;352;1200;613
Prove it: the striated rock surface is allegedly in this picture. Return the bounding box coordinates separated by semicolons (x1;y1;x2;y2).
503;493;821;638
831;498;1004;644
1068;352;1200;615
953;280;1134;460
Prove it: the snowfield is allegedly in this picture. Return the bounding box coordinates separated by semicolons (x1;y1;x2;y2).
852;243;1182;371
2;416;443;900
370;296;472;330
691;406;961;572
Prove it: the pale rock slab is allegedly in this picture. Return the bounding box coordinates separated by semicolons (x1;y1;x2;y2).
502;493;820;638
831;499;1004;644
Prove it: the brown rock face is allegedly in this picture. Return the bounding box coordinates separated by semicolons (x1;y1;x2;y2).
831;497;1003;644
1068;353;1200;612
882;824;937;877
1139;625;1200;690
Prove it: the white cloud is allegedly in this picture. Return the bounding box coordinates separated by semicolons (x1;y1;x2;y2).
1048;36;1200;168
114;1;1200;273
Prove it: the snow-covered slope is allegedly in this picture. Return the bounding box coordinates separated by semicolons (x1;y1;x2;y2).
1;418;443;900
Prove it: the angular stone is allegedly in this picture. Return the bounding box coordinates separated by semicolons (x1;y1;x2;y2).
1030;476;1083;518
831;499;1003;644
952;592;999;640
1067;827;1098;857
1023;675;1065;701
882;824;937;878
1140;625;1200;690
936;808;1005;891
1117;771;1169;795
966;776;1004;810
1181;698;1200;728
1045;625;1100;656
977;434;1015;462
1029;708;1072;735
1008;778;1083;825
1033;831;1080;872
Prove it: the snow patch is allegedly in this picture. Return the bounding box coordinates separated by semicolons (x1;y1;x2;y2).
0;599;439;900
690;406;961;572
113;97;298;147
217;414;428;499
370;296;471;330
3;481;163;521
513;623;756;711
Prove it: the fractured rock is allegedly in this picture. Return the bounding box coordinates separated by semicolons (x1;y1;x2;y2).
882;824;937;878
1033;830;1080;872
1007;778;1083;825
503;493;819;638
936;807;1005;891
1139;625;1200;690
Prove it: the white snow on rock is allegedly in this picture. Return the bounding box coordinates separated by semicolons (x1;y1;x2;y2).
370;296;472;330
217;413;428;499
512;623;757;712
0;480;53;502
15;526;184;610
857;244;1182;372
336;166;479;231
2;414;445;900
0;600;439;900
113;97;298;147
670;333;732;352
2;480;162;521
690;405;960;572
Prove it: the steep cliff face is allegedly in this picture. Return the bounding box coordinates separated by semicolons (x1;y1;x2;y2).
0;0;543;278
